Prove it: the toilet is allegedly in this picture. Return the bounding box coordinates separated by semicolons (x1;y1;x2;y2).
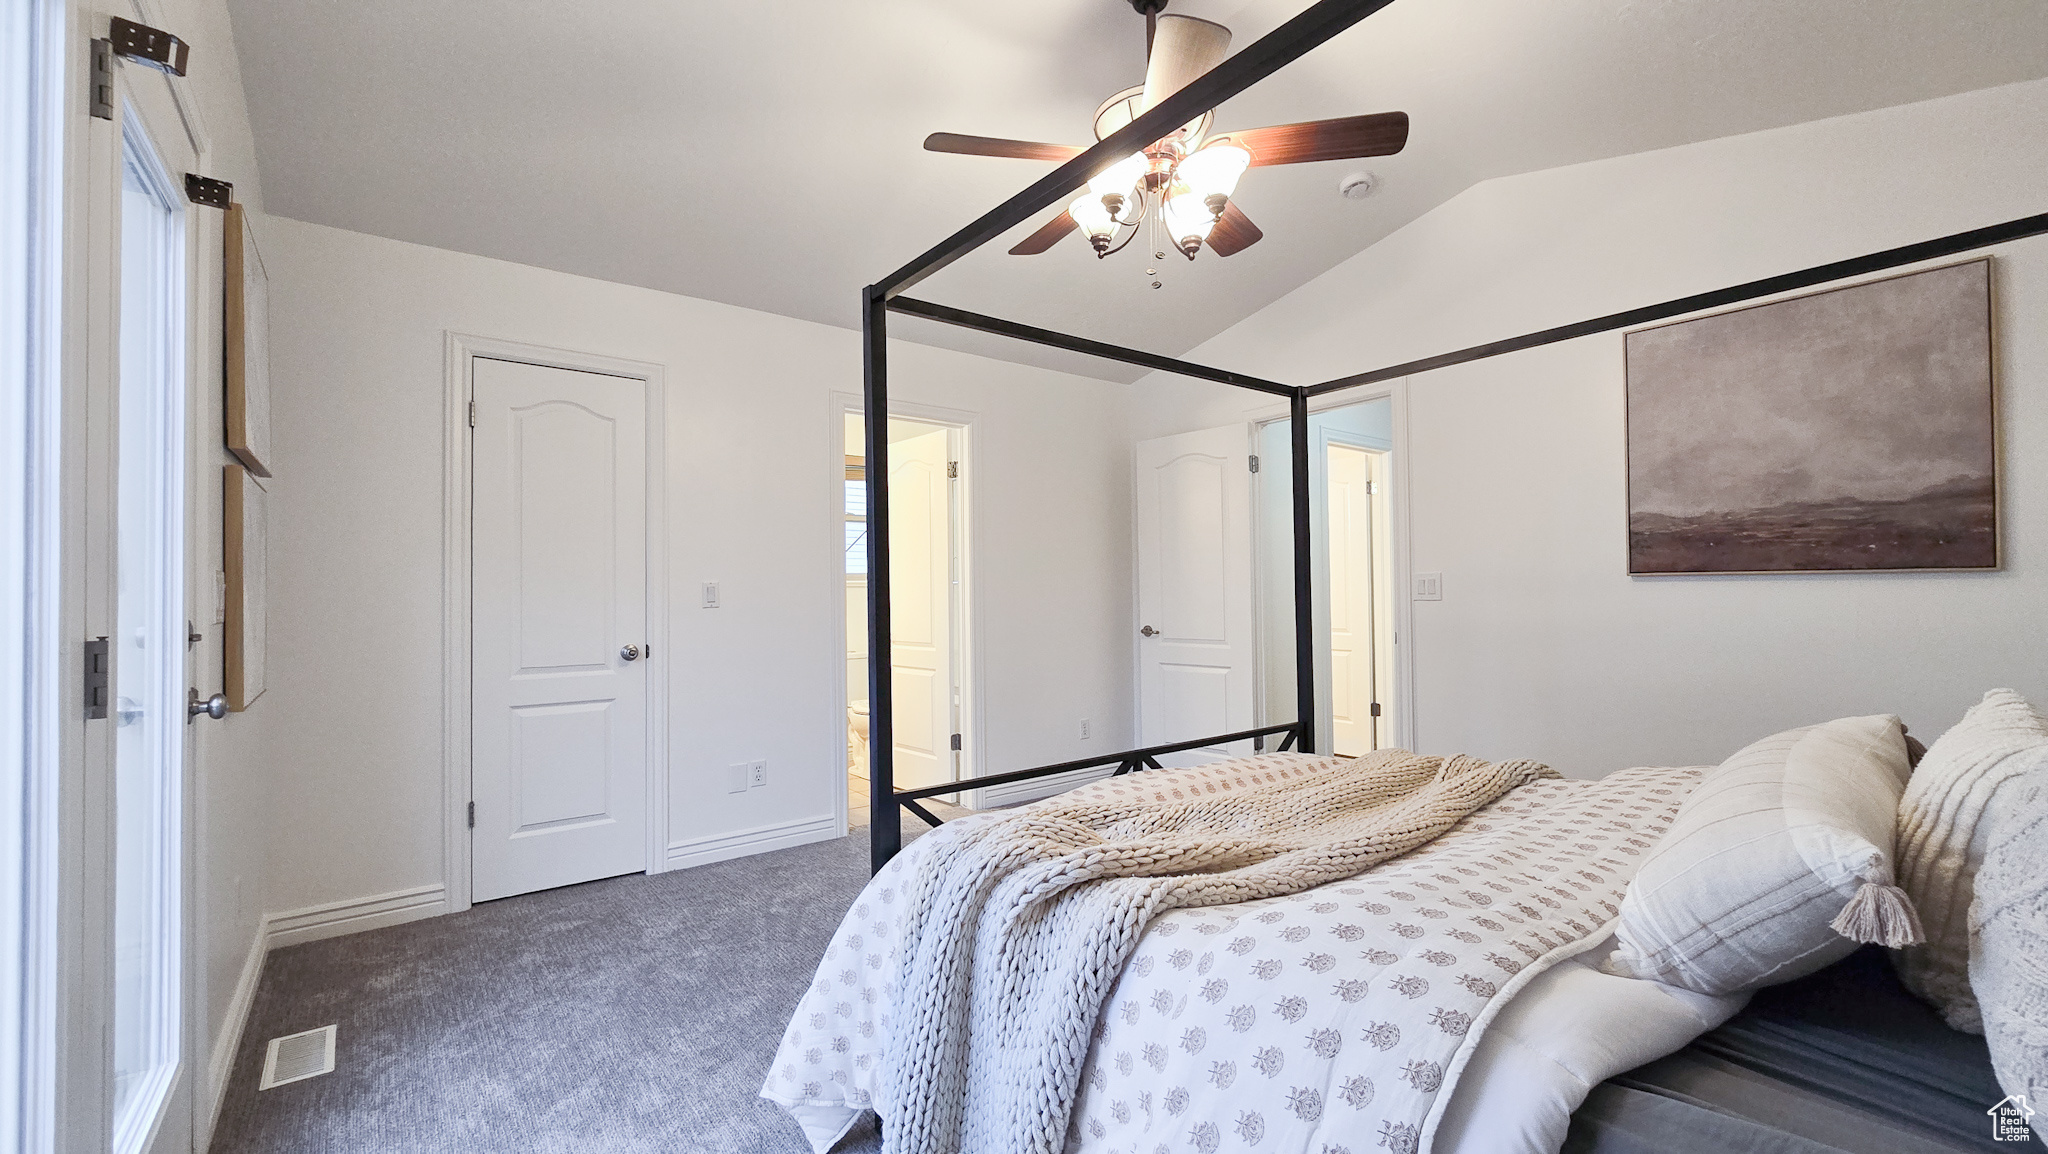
847;699;870;777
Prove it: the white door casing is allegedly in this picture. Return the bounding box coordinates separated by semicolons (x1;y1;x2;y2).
888;425;953;791
1327;443;1377;755
1135;426;1256;763
471;357;648;902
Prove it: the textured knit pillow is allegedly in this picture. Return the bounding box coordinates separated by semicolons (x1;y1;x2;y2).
1894;688;2048;1032
1971;775;2048;1137
1604;715;1921;996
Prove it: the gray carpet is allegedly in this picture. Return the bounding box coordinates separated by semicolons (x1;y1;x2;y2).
209;816;961;1153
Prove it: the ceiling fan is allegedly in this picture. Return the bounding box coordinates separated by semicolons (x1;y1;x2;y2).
924;0;1409;265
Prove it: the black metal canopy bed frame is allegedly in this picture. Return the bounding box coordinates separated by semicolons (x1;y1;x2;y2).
859;0;2048;874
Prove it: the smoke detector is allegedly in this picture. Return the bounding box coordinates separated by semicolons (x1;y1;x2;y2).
1339;172;1379;200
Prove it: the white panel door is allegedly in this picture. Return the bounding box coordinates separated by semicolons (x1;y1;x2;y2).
472;358;647;901
889;427;953;790
1327;444;1378;755
1135;426;1255;761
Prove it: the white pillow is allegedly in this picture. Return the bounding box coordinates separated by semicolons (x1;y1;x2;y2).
1894;688;2048;1032
1970;775;2048;1138
1604;715;1919;996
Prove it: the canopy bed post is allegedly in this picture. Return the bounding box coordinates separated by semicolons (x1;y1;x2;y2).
1290;388;1317;754
862;284;902;866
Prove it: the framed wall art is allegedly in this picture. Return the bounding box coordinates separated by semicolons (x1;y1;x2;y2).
1625;258;1995;575
225;202;274;477
224;463;268;711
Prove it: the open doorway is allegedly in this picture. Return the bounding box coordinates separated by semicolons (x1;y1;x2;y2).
841;411;970;828
1254;396;1399;755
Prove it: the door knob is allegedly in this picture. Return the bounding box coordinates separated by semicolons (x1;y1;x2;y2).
187;689;227;722
1140;625;1158;637
620;644;640;661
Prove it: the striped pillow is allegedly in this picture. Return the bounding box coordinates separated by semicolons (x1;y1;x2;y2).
1605;715;1920;996
1894;689;2048;1032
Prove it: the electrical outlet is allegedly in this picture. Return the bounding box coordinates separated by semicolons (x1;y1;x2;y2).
702;581;720;609
1079;718;1091;740
726;762;748;794
749;759;767;788
1413;572;1443;601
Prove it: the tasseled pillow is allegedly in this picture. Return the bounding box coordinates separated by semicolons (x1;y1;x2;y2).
1605;714;1921;997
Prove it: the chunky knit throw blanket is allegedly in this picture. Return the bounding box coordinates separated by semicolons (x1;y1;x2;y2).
870;748;1555;1154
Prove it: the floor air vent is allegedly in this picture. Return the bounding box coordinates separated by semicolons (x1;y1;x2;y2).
259;1025;337;1090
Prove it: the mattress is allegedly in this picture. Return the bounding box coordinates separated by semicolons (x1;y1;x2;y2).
1565;947;2008;1154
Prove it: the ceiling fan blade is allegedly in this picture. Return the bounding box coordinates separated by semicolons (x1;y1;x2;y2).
1232;112;1410;166
924;133;1085;163
1009;210;1078;255
1140;14;1231;113
1208;202;1263;257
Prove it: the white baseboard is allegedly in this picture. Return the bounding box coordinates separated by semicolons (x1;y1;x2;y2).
263;883;448;950
666;813;840;871
975;764;1115;809
201;927;267;1151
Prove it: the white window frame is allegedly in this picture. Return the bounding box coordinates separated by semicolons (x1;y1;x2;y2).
3;0;67;1150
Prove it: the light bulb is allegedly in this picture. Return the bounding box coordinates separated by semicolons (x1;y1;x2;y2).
1087;152;1148;217
1162;188;1216;258
1068;194;1116;255
1176;143;1251;209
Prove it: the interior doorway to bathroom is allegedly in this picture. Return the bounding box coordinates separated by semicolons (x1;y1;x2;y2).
841;410;971;829
1254;395;1400;756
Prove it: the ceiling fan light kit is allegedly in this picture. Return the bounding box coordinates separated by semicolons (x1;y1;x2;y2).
923;0;1411;279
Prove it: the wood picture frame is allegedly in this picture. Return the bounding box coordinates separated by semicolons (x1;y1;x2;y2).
225;202;274;477
1625;258;1996;575
224;463;268;711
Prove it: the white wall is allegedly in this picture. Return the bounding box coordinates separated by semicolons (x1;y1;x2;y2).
255;216;1135;917
1136;77;2048;776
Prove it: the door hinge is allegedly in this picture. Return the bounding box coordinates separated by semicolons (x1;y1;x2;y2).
950;733;962;751
1370;702;1382;718
1364;480;1377;495
1248;455;1260;473
184;174;232;209
468;400;476;427
109;16;191;76
83;637;110;720
89;39;115;120
947;461;958;479
467;801;475;828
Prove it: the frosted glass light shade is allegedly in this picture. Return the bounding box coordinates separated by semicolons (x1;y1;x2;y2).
1087;152;1148;208
1163;190;1217;250
1177;143;1250;203
1069;194;1116;241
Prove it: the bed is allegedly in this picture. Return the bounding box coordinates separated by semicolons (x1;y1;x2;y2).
767;753;1748;1154
765;740;2020;1154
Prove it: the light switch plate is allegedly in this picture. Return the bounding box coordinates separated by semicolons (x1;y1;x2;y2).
1413;572;1443;601
726;762;748;793
701;581;720;609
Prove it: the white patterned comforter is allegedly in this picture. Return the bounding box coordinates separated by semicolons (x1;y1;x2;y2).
765;758;1707;1154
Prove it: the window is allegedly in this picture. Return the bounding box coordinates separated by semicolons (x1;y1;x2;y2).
109;110;187;1152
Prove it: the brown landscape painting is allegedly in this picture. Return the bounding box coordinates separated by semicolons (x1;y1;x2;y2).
1626;259;1995;574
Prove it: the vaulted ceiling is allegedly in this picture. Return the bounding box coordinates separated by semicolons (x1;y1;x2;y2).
227;0;2048;381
